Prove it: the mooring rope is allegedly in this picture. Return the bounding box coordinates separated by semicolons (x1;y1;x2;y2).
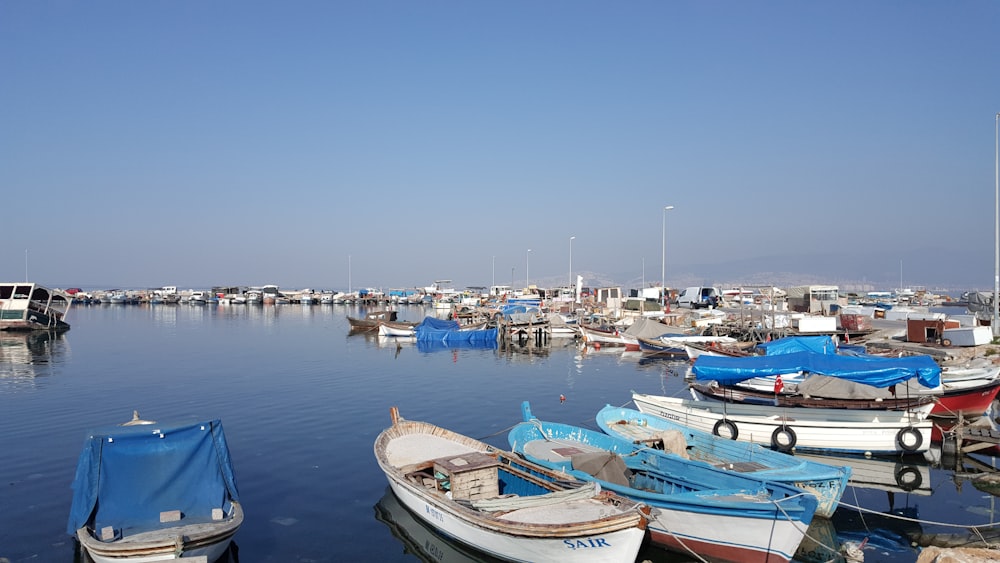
768;491;843;561
837;499;1000;530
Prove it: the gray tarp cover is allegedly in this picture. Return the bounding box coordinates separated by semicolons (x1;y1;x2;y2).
623;317;690;339
570;451;630;487
794;374;896;399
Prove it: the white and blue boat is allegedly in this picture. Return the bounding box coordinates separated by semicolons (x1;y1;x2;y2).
374;407;649;563
594;404;850;518
508;402;818;563
67;413;243;563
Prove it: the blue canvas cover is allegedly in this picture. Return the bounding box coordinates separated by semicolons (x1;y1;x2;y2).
757;335;838;355
414;317;460;333
692;351;941;389
67;419;239;536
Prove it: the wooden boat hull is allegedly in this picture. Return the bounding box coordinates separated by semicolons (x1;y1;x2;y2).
632;391;934;456
347;310;400;331
579;326;637;349
595;405;850;518
374;411;648;563
76;502;242;563
646;508;807;563
636;337;686;356
377;323;416;337
932;379;1000;418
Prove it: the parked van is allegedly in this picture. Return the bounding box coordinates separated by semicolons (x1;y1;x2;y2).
676;286;721;309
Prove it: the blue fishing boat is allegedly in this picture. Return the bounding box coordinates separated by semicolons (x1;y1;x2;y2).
594;404;850;518
67;412;243;563
508;402;818;563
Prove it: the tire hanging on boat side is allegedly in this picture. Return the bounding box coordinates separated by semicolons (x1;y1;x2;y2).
770;425;797;452
896;426;923;452
712;419;738;440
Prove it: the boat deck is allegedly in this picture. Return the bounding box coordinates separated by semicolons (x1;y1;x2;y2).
523;438;601;462
385;433;481;468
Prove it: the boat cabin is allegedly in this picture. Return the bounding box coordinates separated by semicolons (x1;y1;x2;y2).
0;282;72;331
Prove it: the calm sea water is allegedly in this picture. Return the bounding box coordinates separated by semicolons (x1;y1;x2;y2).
2;303;998;563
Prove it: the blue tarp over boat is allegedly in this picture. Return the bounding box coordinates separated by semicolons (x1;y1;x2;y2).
67;419;239;536
415;317;460;332
692;350;941;389
757;335;838;355
414;316;498;344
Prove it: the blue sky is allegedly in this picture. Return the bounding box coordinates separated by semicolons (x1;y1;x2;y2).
2;2;998;291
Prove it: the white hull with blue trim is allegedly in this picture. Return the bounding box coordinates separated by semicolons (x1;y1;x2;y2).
633;390;934;456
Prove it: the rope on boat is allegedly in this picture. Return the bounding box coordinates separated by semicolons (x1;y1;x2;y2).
769;491;846;563
474;421;520;442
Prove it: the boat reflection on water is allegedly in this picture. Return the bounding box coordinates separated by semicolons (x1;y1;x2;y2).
374;487;506;563
794;452;932;496
0;330;69;381
792;451;927;561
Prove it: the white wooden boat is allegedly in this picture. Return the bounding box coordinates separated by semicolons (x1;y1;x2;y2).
374;407;648;563
67;413;243;562
579;325;637;349
377;322;417;337
631;391;934;456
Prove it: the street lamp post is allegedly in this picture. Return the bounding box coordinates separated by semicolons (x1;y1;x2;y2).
526;249;532;289
994;113;999;337
569;236;575;292
662;205;675;307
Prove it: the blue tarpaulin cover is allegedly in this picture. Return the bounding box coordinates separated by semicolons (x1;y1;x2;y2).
756;335;838;355
414;316;498;343
692;350;941;389
415;317;460;332
67;419;239;536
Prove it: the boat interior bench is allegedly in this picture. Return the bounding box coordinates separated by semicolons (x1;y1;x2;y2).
95;505;230;543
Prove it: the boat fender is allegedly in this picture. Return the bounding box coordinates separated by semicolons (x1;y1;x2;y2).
712;419;738;440
894;465;923;491
896;426;923;452
770;425;797;452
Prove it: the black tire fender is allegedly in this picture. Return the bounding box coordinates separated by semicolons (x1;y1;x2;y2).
896;426;923;452
894;465;923;491
770;425;797;452
712;419;738;440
